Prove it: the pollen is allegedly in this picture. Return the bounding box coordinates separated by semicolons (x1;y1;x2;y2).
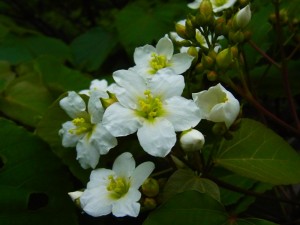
107;175;130;199
149;53;169;74
69;116;92;135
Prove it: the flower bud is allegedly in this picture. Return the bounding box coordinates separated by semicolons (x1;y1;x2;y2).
234;4;251;29
180;129;205;152
216;48;233;69
143;198;157;210
141;178;160;197
207;70;218;81
175;23;188;39
199;0;214;26
187;47;199;63
185;19;196;38
201;54;214;69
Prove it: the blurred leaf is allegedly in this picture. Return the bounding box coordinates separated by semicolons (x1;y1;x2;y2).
0;60;15;93
0;34;71;64
235;218;278;225
0;72;54;127
0;118;78;225
35;95;90;184
162;169;220;202
215;119;300;185
115;2;187;54
143;191;228;225
34;56;91;97
70;27;118;72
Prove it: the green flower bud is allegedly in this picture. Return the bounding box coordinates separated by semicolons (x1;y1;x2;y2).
143;198;157;210
201;54;215;69
207;70;218;81
216;48;233;69
175;23;188;39
187;47;199;64
199;0;214;26
185;19;196;38
234;4;251;29
141;178;160;197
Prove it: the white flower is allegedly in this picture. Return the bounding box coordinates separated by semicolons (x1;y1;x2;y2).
235;4;251;28
59;91;117;169
79;79;116;96
180;129;205;152
102;69;201;157
132;35;194;77
192;83;240;128
188;0;237;13
80;152;155;217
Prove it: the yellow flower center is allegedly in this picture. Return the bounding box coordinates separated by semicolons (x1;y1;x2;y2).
107;175;130;199
136;90;164;121
69;115;92;135
149;53;169;74
214;0;227;7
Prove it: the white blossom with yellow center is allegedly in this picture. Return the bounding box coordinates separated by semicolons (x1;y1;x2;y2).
59;91;117;169
188;0;237;12
80;152;155;217
132;35;194;77
102;69;201;157
192;83;240;128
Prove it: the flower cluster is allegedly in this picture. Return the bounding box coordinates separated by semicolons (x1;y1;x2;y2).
60;0;246;218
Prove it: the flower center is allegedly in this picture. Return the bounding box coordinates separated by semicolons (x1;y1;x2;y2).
214;0;227;7
69;115;92;135
149;53;169;74
107;175;130;199
137;90;164;121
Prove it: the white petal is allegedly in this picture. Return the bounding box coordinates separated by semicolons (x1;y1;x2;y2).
102;103;142;137
59;121;82;147
113;69;147;108
81;186;113;217
87;168;114;188
59;91;86;118
112;152;136;178
88;92;105;124
212;0;237;12
156;36;174;59
90;79;108;91
90;124;118;155
131;161;155;189
112;189;141;217
76;135;100;169
149;73;185;99
164;96;201;131
187;0;202;9
137;118;176;157
170;53;194;74
133;45;156;66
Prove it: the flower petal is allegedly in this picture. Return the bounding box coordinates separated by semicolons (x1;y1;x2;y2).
76;135;100;169
102;103;142;137
88;92;106;124
149;73;185;99
156;36;174;59
90;124;118;155
59;91;86;118
164;96;201;131
112;152;136;178
112;188;141;217
133;45;156;66
187;0;202;9
131;161;155;189
87;168;114;188
169;53;193;74
59;121;82;147
137;118;176;157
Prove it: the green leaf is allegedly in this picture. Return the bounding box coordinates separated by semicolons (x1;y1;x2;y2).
235;218;278;225
162;169;220;202
35;95;90;184
34;56;91;97
143;191;228;225
0;60;15;93
215;118;300;185
0;118;78;225
70;27;117;72
0;72;54;127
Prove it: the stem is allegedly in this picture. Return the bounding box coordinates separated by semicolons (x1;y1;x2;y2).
273;0;300;130
248;40;281;69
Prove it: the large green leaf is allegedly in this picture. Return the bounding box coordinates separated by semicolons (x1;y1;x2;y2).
214;119;300;185
70;27;117;72
162;169;220;202
35;95;90;184
0;118;78;225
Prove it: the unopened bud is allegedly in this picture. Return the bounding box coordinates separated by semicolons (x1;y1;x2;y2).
180;129;205;152
142;178;160;197
207;70;218;81
201;54;214;69
187;47;199;63
143;198;157;210
230;45;239;58
195;62;204;73
199;0;214;26
185;19;196;38
175;23;188;39
234;4;251;29
216;48;233;69
215;17;227;35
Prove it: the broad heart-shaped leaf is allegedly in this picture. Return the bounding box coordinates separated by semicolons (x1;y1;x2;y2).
143;191;279;225
0;72;54;127
214;118;300;185
162;169;220;202
0;118;78;225
35;94;90;184
34;56;91;97
70;27;117;72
